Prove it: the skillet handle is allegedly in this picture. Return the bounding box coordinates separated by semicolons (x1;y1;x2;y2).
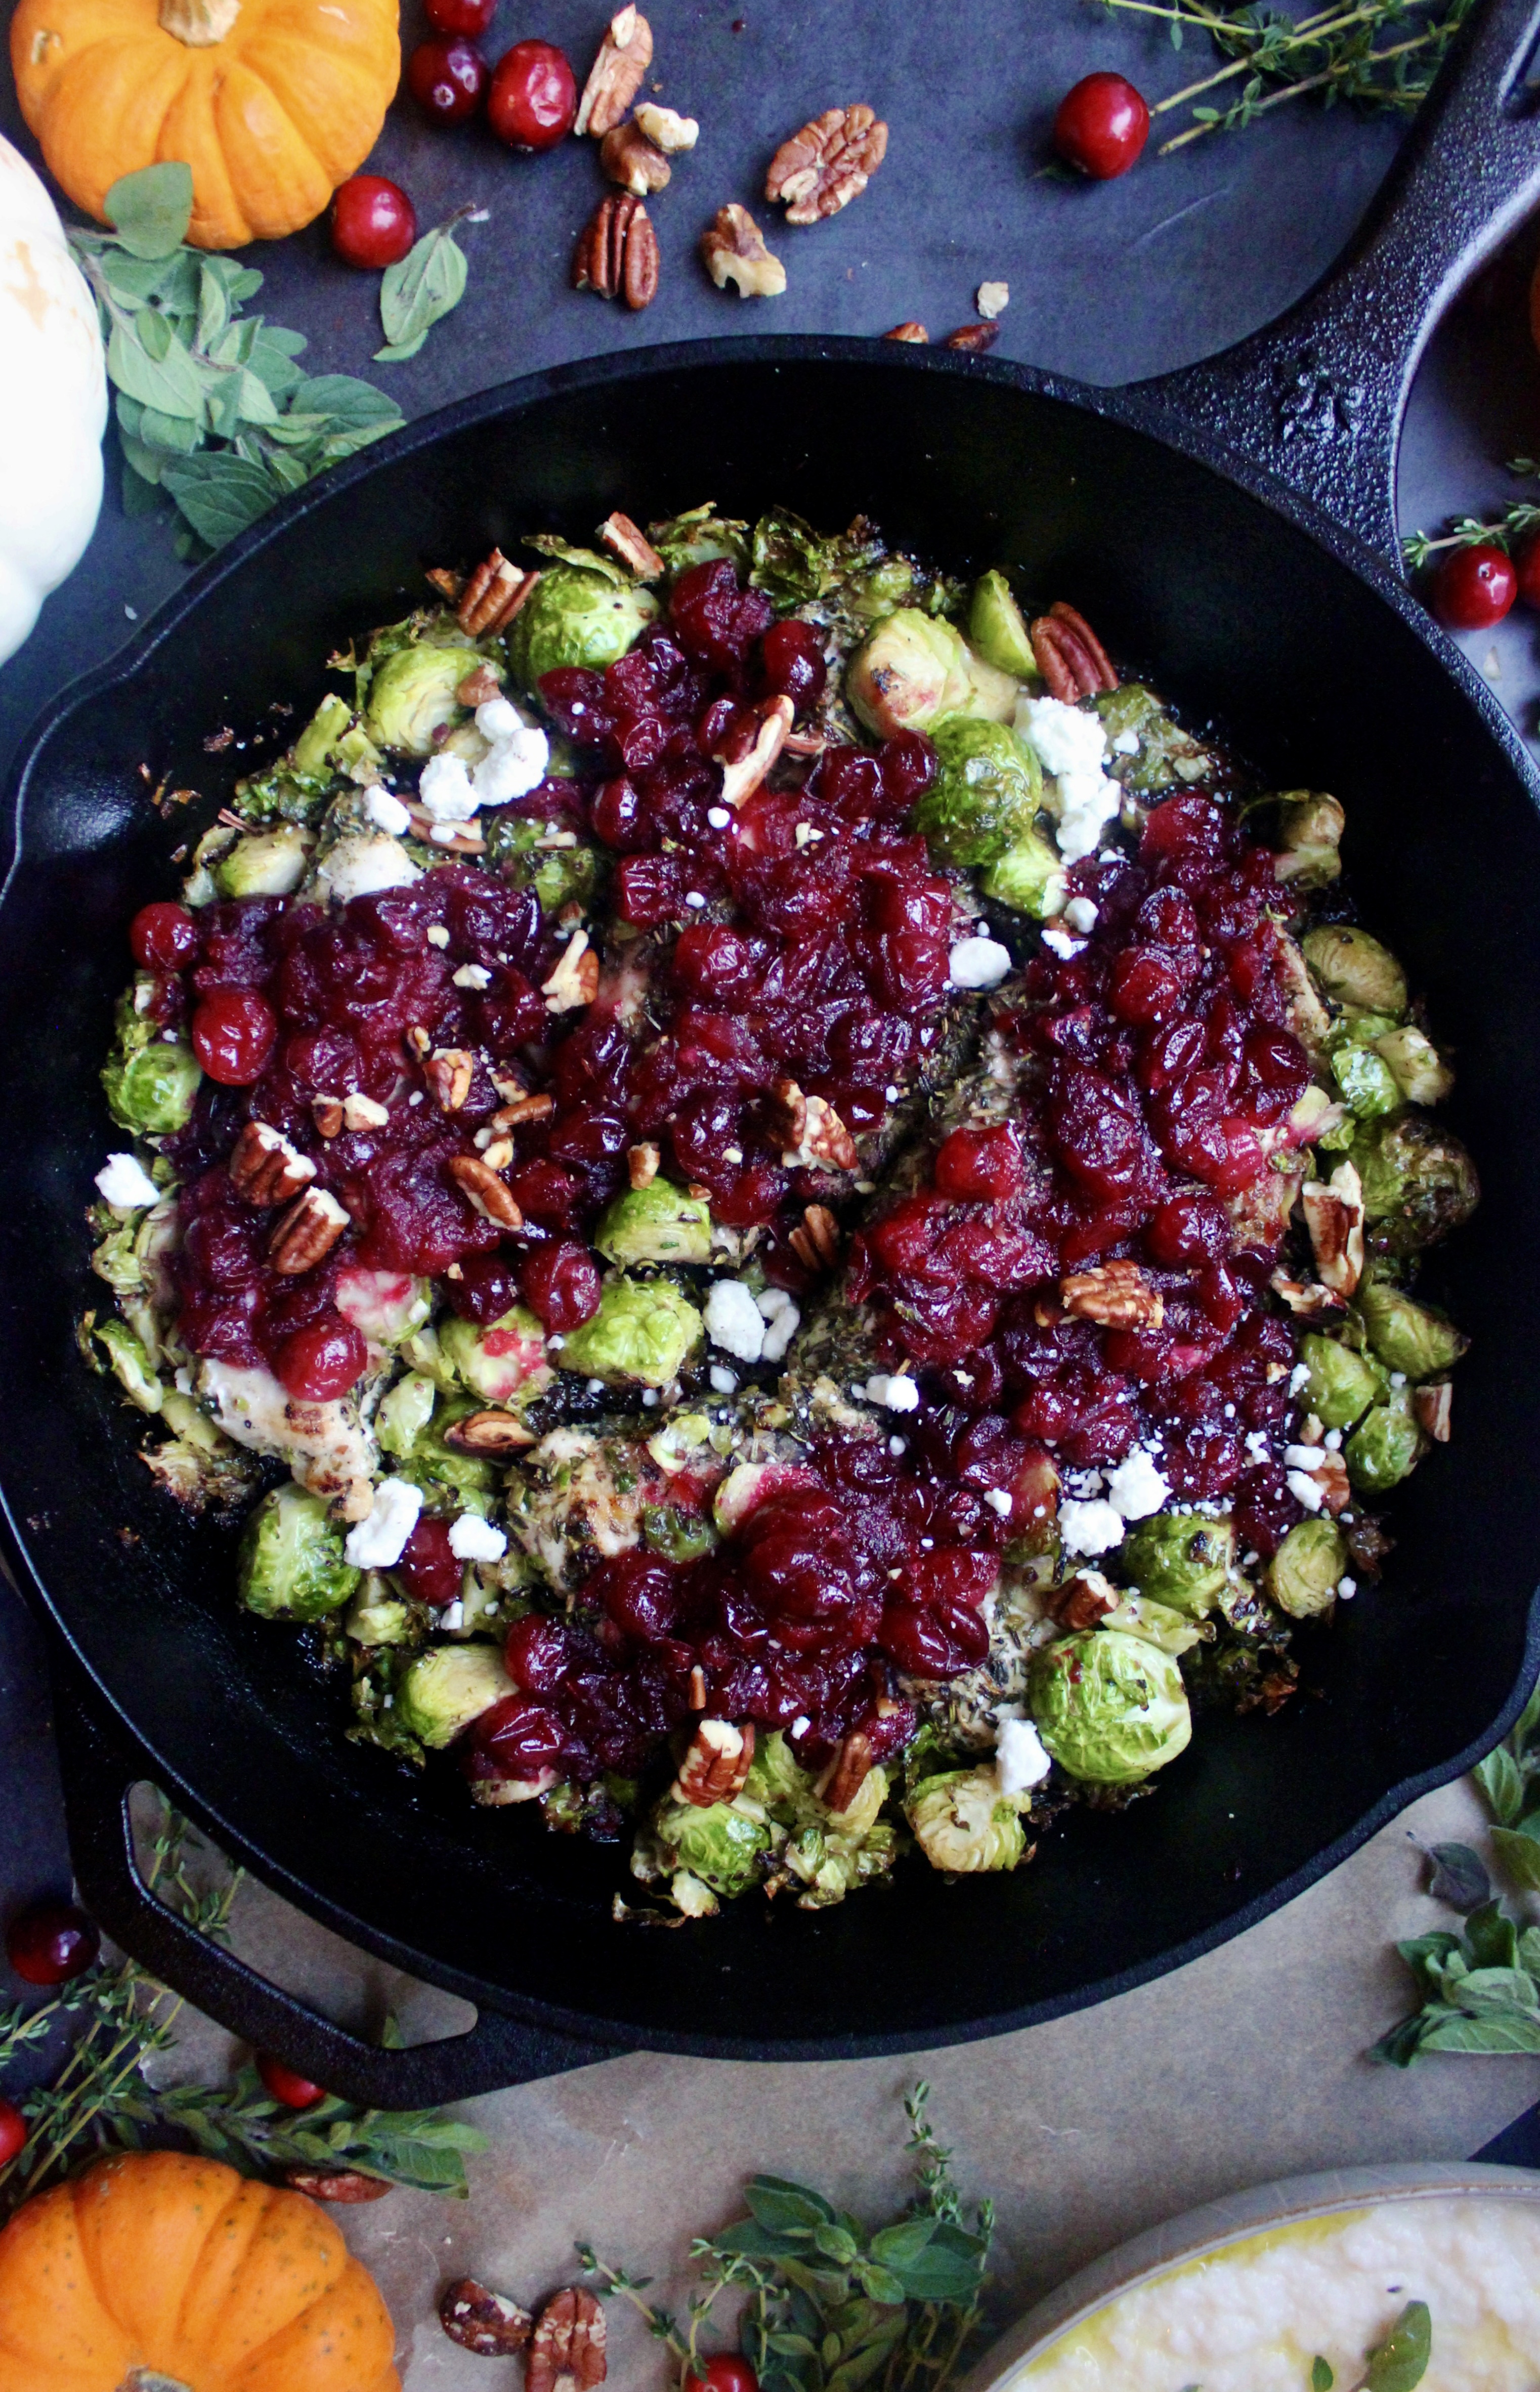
1133;0;1540;563
53;1682;622;2108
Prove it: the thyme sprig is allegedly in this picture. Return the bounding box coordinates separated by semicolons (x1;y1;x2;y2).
1096;0;1478;154
0;1796;485;2216
1400;460;1540;572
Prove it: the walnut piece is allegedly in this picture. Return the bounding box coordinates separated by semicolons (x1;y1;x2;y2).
635;101;698;152
424;1047;475;1113
269;1187;350;1275
1301;1160;1365;1298
765;103;888;223
601;119;671;194
788;1202;839;1271
1060;1259;1163;1331
439;2279;535;2356
528;2288;608;2392
574;5;653;136
600;510;665;579
542;929;600;1012
444;1409;538;1453
573;195;660;309
700;203;786;297
674;1718;755;1807
447;1155;524;1229
713;692;793;804
229;1120;316;1207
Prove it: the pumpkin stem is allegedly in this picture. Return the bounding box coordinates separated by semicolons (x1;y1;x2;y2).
157;0;240;44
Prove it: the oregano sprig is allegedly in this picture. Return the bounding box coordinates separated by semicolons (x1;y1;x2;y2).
1401;461;1540;571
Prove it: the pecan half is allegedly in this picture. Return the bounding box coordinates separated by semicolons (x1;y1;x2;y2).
601;119;671;194
674;1718;755;1807
444;1408;538;1453
635;101;698;151
944;322;1000;353
284;2167;392;2203
229;1120;316;1207
439;2279;535;2355
1048;1569;1120;1630
1301;1160;1365;1299
821;1731;874;1816
1061;1259;1163;1331
269;1187;350;1275
542;929;600;1012
456;548;540;637
457;661;504;706
788;1202;840;1272
766;103;888;223
628;1140;661;1189
424;1046;475;1112
573;195;660;309
700;203;786;297
448;1154;524;1228
1030;601;1118;701
574;4;652;136
528;2288;608;2392
600;510;665;579
713;693;793;805
883;320;929;343
1414;1382;1452;1442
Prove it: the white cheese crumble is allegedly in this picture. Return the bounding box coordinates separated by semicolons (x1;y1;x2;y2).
949;934;1012;990
426;924;450;949
96;1152;160;1210
984;1488;1013;1518
709;1364;738;1394
362;784;412;836
1059;1497;1126;1557
440;1600;465;1631
862;1372;919;1413
756;1286;800;1363
1283;1444;1324;1471
1020;695;1122;866
1063;895;1099;934
344;1476;422;1569
707;806;731;829
995;1715;1052;1795
704;1279;765;1363
1289;1363;1311;1395
1338;1574;1357;1600
1286;1469;1325;1514
1111;727;1140;756
1041;926;1085;960
448;1513;508;1562
1105;1449;1171;1520
976;279;1009;319
472;702;550;806
452;963;492;990
417;751;477;821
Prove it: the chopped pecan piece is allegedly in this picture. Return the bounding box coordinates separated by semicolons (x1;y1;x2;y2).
768;1077;854;1169
448;1155;524;1229
1269;1271;1342;1321
312;1094;345;1139
573;195;660;309
1301;1160;1365;1299
439;2278;534;2355
788;1202;840;1272
455;548;540;637
1030;602;1118;701
635;101;698;151
457;661;504;706
444;1409;537;1453
542;930;600;1012
766;103;888;223
944;322;1000;353
687;1663;708;1710
674;1718;755;1806
713;693;793;805
1048;1570;1120;1630
425;566;463;603
600;510;665;579
1414;1382;1452;1442
883;320;929;343
284;2167;392;2203
497;1091;556;1128
700;203;786;297
601;119;671;194
574;4;652;136
528;2287;608;2392
344;1091;390;1131
628;1140;661;1189
229;1120;316;1207
1315;1449;1352;1513
424;1047;475;1112
1061;1259;1163;1330
269;1187;350;1275
821;1731;874;1815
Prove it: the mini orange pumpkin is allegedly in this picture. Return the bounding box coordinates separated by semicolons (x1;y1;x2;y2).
10;0;399;250
0;2149;400;2392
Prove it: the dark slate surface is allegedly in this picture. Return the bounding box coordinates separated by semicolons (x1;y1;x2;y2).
2;0;1538;2159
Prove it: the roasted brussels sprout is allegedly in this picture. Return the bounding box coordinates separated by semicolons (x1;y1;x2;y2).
345;1574;419;1648
214;824;310;899
1268;1517;1348;1618
363;642;476;757
1272;792;1345;887
1355;1279;1468;1380
846;610;1016;741
905;1766;1031;1873
290;692;353;776
395;1643;516;1747
980;823;1064;917
1349;1112;1479;1254
237;1481;361;1621
1121;1511;1233;1616
739;1730;897;1907
1301;924;1408;1016
640;1794;774;1902
1374;1025;1453;1106
1103;1592;1204;1655
555;1277;704;1388
1298;1331;1385;1431
102;1040;202;1137
436;1304;552;1405
1330;1041;1401;1121
846;556;916;623
968;571;1038;679
913;715;1044;872
333;1265;432;1349
506;566;657;692
1346;1397;1426;1493
1091;685;1213;795
595;1183;713;1268
1030;1630;1192;1786
648;503;750;581
374;1371;438;1457
93;1317;163;1412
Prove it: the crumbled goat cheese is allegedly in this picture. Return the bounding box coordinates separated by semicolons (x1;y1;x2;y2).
1105;1449;1171;1520
472;703;549;805
709;1364;738;1394
416;751;478;822
756;1286;800;1362
949;934;1012;990
448;1513;508;1562
888;1435;907;1457
1063;896;1099;934
996;1715;1052;1795
1283;1444;1324;1471
316;832;421;901
426;924;450;948
96;1152;160;1210
1111;728;1140;756
362;784;412;836
1054;768;1124;865
985;1488;1014;1517
1059;1497;1126;1557
707;806;731;829
1019;696;1122;866
345;1476;423;1569
1289;1363;1311;1395
1286;1469;1325;1514
705;1279;765;1363
1042;927;1084;960
686;891;706;908
452;963;492;990
863;1372;920;1413
1338;1575;1357;1600
440;1601;464;1630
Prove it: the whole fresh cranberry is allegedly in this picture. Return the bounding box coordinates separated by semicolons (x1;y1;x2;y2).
275;1316;367;1402
488;38;577;148
191;988;277;1085
407;35;488;122
395;1514;463;1607
759;619;827;710
1053;71;1150;179
1430;542;1517;630
258;2054;326;2108
0;2099;26;2166
1514;526;1540;610
520;1240;601;1332
130;900;199;971
425;0;494;30
686;2361;760;2392
330;175;417;269
6;1902;100;1986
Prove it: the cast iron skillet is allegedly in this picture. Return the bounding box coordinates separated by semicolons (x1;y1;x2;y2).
4;0;1540;2109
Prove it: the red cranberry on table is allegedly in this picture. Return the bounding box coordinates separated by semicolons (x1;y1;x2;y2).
488;39;577;150
424;0;495;32
1053;71;1150;179
191;988;277;1086
129;900;199;971
275;1316;368;1402
258;2054;326;2108
6;1902;100;1986
0;2098;25;2165
686;2360;760;2392
330;175;417;269
407;35;488;123
1430;542;1517;630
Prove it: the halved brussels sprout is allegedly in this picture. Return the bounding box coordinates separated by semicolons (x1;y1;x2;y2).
1121;1511;1233;1617
1030;1629;1192;1786
102;1041;202;1136
345;1573;420;1648
395;1643;515;1747
557;1277;704;1388
506;566;657;692
846;610;1016;741
1273;792;1344;887
1331;1043;1401;1121
1301;925;1407;1016
1268;1517;1347;1618
215;825;310;899
375;1371;438;1457
1298;1331;1385;1431
643;1505;717;1562
968;571;1038;680
595;1183;713;1268
1350;1113;1479;1255
334;1266;433;1349
1091;685;1213;795
1103;1592;1204;1655
1345;1399;1426;1493
1374;1026;1453;1106
1355;1280;1468;1380
364;642;477;757
641;1795;774;1901
437;1305;552;1405
980;824;1064;918
904;1766;1028;1873
237;1481;361;1621
913;715;1044;872
291;693;353;776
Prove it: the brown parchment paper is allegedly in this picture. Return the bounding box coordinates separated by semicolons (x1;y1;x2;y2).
150;1774;1540;2388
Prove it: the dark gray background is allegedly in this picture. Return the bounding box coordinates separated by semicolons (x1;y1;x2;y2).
4;0;1540;2152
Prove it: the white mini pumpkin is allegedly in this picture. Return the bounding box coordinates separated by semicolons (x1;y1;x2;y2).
0;134;107;666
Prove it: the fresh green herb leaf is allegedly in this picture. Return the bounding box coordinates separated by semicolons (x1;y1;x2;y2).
1312;2361;1335;2391
376;208;474;363
159;454;287;549
1490;1820;1540;1894
104;162;194;259
1422;1841;1489;1912
1361;2299;1431;2392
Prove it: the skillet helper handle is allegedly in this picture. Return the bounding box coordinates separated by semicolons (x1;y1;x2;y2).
1136;0;1540;564
53;1681;621;2108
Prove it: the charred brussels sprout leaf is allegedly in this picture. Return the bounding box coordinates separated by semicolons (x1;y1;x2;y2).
506;566;657;692
1350;1112;1479;1255
1091;684;1213;794
914;716;1043;872
968;571;1037;679
1268;1517;1348;1618
749;508;837;609
1121;1511;1233;1616
1356;1280;1468;1380
238;1481;361;1620
1030;1630;1192;1786
647;502;750;581
1302;924;1408;1016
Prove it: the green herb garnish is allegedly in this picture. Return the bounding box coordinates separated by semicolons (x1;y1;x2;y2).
1402;462;1540;574
376;205;479;363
